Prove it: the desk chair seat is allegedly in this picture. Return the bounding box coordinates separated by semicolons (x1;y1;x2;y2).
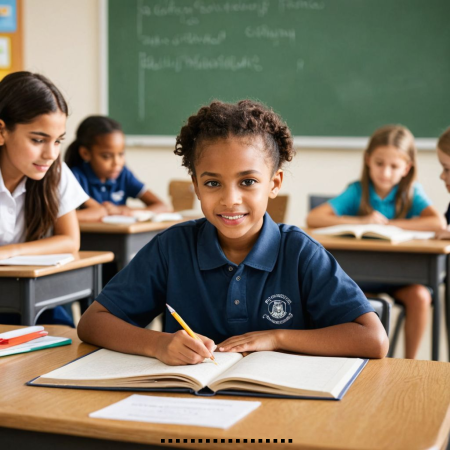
309;194;334;211
168;180;195;212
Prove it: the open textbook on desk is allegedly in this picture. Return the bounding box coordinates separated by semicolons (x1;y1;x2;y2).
28;349;367;400
312;224;435;243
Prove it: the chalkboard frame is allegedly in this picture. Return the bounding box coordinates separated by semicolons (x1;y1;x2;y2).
99;0;438;150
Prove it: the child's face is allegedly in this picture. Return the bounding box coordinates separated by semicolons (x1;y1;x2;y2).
80;131;125;182
192;136;282;248
437;148;450;193
365;145;411;194
0;112;66;181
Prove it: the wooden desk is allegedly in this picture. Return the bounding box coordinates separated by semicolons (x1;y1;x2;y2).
305;229;450;361
0;252;113;325
79;221;185;271
0;325;449;450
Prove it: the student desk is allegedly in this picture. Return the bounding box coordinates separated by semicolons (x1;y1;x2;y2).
79;220;186;271
0;325;449;450
0;252;113;325
305;229;450;361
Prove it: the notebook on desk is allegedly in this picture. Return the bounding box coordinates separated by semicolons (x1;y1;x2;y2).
0;254;75;266
311;224;435;243
28;349;367;400
102;212;183;224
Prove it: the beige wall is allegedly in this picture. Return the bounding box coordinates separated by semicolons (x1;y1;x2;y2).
23;0;449;226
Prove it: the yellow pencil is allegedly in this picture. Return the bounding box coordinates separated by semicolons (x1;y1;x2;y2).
166;304;218;365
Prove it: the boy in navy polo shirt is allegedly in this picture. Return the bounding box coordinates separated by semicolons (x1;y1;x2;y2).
65;116;169;222
78;101;388;365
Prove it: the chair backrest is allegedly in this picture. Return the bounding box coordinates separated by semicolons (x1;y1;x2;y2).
168;180;195;212
367;298;391;336
308;195;333;211
267;195;289;223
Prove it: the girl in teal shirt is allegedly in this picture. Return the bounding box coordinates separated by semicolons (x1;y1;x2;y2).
307;125;445;359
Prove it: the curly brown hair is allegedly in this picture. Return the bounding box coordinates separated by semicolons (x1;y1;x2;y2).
174;100;295;175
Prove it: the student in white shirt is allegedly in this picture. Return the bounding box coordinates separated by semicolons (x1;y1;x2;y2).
0;72;88;324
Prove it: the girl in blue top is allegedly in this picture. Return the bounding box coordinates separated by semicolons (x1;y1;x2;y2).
78;100;388;365
307;125;445;359
65;116;169;222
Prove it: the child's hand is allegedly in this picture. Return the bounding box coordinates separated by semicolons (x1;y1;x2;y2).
154;330;216;366
361;211;389;225
102;202;134;216
434;229;450;240
217;330;280;354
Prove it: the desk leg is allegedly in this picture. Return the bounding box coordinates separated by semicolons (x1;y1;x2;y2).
94;264;103;296
447;255;450;362
118;237;132;271
431;258;440;361
80;264;104;314
20;278;36;326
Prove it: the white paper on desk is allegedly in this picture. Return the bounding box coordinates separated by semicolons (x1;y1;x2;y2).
89;394;261;429
0;254;74;266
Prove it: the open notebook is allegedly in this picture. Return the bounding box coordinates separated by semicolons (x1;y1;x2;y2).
28;349;367;400
312;224;435;243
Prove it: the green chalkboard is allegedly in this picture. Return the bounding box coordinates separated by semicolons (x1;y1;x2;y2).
108;0;450;139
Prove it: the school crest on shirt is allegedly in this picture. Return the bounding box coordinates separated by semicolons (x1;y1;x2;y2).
111;190;125;203
263;294;293;325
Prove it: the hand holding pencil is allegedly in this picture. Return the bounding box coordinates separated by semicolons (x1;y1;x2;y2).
166;304;217;366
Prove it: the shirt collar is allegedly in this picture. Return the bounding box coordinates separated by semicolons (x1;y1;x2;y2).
0;166;27;198
197;213;281;272
81;161;116;186
369;182;398;203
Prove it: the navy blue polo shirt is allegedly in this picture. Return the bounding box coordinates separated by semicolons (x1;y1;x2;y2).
71;162;145;205
96;214;374;344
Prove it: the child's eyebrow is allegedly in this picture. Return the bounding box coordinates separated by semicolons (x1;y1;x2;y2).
200;170;261;178
237;170;262;176
30;131;66;138
200;171;220;178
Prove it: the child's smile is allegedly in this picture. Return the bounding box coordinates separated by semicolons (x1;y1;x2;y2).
192;136;282;259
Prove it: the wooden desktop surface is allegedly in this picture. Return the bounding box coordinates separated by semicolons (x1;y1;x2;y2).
304;228;450;254
1;326;449;450
0;251;114;278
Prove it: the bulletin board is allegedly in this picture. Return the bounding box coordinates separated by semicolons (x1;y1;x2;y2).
0;0;22;81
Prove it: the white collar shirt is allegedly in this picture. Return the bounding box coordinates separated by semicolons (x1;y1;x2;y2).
0;162;88;246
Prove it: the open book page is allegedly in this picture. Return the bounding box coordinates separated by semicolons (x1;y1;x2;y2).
0;254;74;266
38;349;243;391
312;224;432;243
359;225;415;242
312;224;361;238
209;351;364;398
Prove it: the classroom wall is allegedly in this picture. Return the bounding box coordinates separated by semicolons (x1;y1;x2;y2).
23;0;449;227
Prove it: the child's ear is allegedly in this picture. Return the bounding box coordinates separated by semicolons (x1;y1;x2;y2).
0;120;6;145
269;170;283;199
364;153;370;166
402;162;412;177
79;146;91;162
191;175;201;200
